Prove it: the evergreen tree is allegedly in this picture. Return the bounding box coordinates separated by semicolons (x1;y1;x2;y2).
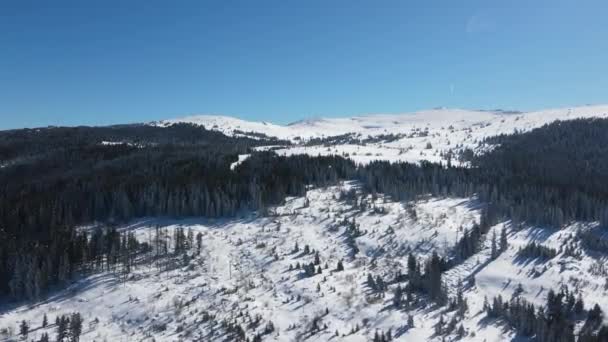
196;232;203;255
336;260;344;272
56;315;68;342
575;294;585;315
19;320;29;339
457;324;465;338
435;314;444;335
499;226;508;252
375;275;385;292
490;230;498;259
424;252;445;303
392;285;403;308
69;312;83;342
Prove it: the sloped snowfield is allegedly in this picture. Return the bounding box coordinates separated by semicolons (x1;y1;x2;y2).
158;105;608;166
1;183;607;341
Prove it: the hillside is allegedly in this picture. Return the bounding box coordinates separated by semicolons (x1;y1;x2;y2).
2;109;608;342
2;184;608;342
156;105;608;165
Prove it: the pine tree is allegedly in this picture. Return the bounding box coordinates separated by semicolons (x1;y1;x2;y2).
42;313;48;327
575;293;585;315
19;320;29;338
336;260;344;272
456;282;468;316
70;312;83;342
59;251;70;283
187;228;194;250
435;315;444;335
9;257;24;298
499;226;508;252
367;273;376;290
407;253;421;289
392;286;403;308
424;252;444;303
457;324;465;338
490;230;498;259
483;296;490;313
56;315;68;342
196;232;203;255
375;275;385;292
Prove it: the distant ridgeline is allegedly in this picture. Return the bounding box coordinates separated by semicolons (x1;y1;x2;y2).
1;118;608;304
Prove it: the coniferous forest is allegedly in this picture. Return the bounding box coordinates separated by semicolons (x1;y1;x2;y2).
2;119;608;340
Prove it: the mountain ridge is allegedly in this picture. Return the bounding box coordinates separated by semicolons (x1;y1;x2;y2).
154;104;608;141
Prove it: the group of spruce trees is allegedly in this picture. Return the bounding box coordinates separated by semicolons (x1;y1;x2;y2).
6;226;148;300
485;287;608;342
15;312;82;342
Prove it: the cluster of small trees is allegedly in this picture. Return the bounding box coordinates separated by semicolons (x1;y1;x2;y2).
339;217;362;256
7;228;145;300
288;243;329;278
55;313;83;342
402;252;448;305
454;222;507;264
17;312;82;342
482;287;608;341
372;328;393;342
517;242;558;260
367;273;387;292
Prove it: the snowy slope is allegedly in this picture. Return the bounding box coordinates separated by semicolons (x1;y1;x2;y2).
154;115;290;140
3;106;608;341
155;105;608;165
0;185;483;341
3;183;607;341
156;105;608;141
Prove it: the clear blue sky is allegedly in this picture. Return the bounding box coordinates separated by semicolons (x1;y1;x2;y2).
1;0;608;129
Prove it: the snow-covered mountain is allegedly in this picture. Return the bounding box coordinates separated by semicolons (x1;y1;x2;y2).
155;115;290;140
156;105;608;141
156;105;608;166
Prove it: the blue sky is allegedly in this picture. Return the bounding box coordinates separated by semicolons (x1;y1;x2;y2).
1;0;607;129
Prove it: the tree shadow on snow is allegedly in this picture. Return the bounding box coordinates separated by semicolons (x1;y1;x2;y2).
0;272;120;316
477;316;533;341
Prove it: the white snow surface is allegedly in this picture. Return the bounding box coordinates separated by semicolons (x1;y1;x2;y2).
155;104;608;165
2;183;607;341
